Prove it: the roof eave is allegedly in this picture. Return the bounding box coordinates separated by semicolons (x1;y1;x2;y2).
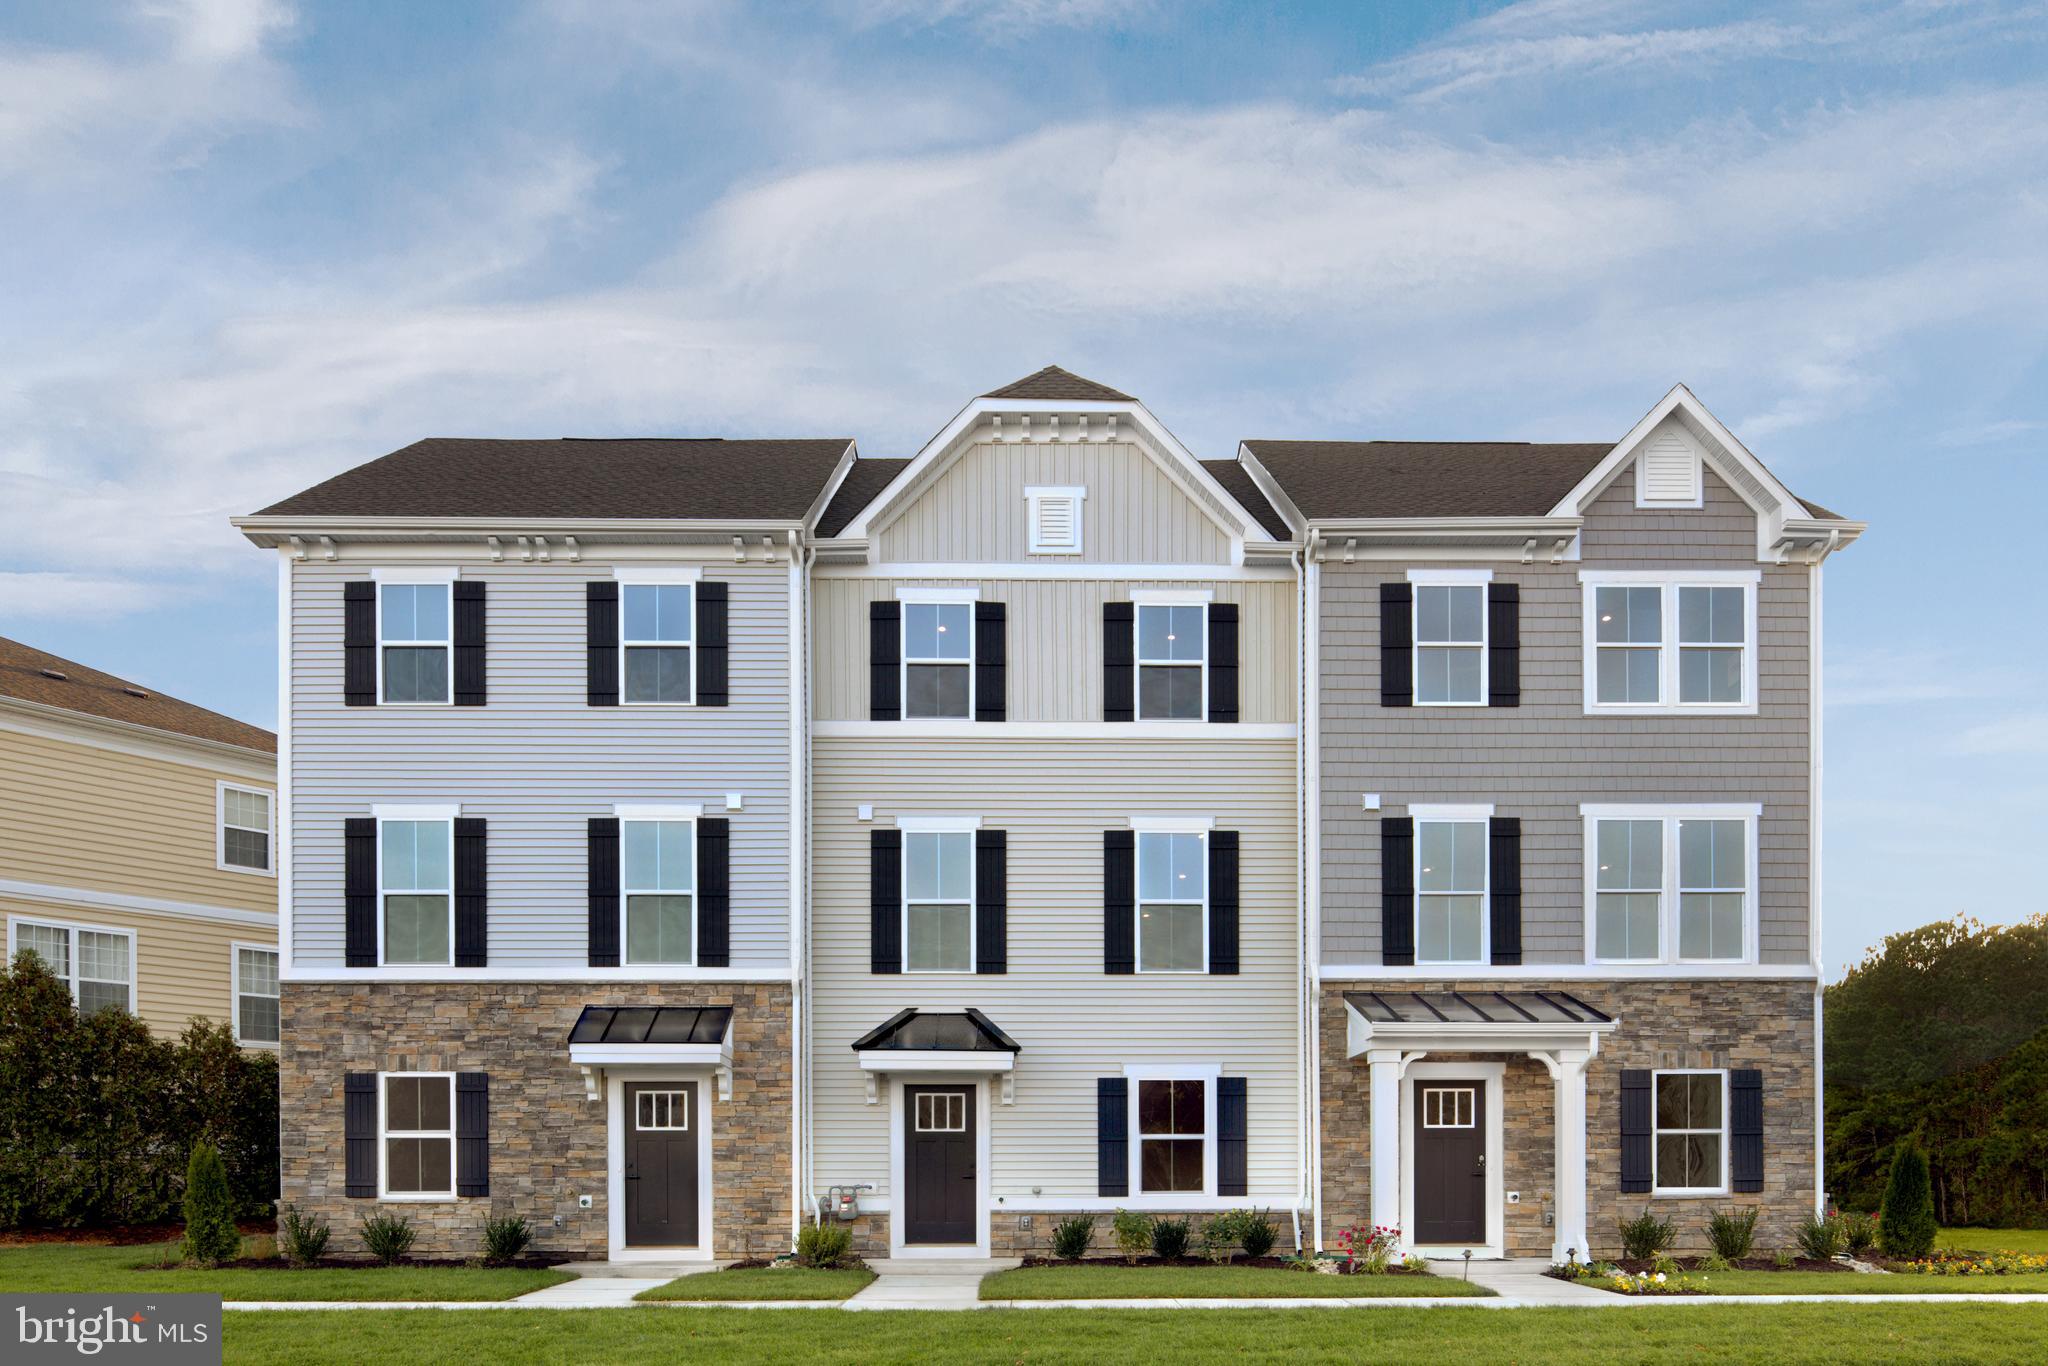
0;693;276;766
233;513;811;550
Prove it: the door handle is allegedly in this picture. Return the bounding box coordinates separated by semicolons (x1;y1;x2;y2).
1476;1154;1486;1172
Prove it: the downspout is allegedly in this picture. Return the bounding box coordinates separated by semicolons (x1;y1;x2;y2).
799;532;822;1226
1810;556;1826;1216
1304;535;1325;1250
788;529;807;1245
1290;541;1307;1255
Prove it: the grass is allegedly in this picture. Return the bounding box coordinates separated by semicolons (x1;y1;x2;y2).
1940;1227;2048;1255
218;1305;2048;1364
981;1262;1494;1300
1690;1269;2048;1296
636;1265;876;1301
0;1240;572;1302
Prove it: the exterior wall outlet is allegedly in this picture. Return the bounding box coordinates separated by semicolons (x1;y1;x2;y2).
1506;1191;1520;1204
578;1194;594;1210
1544;1211;1555;1226
1018;1215;1033;1228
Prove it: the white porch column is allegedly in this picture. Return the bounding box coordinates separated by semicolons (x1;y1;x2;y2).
1551;1048;1592;1265
1365;1048;1405;1250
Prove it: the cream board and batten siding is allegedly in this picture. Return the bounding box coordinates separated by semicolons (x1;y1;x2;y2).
287;557;792;971
1319;465;1813;965
1;894;258;1037
809;739;1300;1202
813;578;1296;725
873;440;1233;564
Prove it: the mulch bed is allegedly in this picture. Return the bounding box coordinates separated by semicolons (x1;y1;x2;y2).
1612;1256;1852;1274
1;1219;277;1248
136;1255;568;1272
1016;1255;1434;1274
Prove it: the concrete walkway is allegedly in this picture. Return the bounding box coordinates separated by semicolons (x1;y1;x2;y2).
1458;1257;1617;1304
845;1257;1022;1311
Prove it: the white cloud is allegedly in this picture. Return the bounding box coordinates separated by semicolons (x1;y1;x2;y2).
1954;713;2048;756
840;0;1162;38
0;570;180;620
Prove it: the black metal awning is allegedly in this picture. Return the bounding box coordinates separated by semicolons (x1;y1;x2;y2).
850;1008;1020;1054
569;1005;733;1046
1343;990;1612;1027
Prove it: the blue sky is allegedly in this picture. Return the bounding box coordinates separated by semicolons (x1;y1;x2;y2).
2;0;2044;976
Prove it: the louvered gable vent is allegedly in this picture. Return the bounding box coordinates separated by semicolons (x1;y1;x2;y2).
1027;485;1085;554
1636;431;1701;507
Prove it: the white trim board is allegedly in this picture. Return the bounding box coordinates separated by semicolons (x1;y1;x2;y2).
815;563;1295;581
283;966;792;984
0;698;274;781
886;1074;993;1258
812;721;1295;740
606;1071;716;1263
1400;1061;1506;1261
0;878;279;931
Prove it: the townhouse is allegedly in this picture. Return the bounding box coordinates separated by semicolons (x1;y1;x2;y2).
239;368;1856;1263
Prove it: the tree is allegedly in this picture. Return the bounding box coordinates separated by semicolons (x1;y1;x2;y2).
180;1142;241;1266
1879;1142;1938;1259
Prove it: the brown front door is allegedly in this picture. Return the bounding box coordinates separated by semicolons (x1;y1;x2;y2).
625;1082;699;1247
1413;1081;1486;1246
904;1085;976;1245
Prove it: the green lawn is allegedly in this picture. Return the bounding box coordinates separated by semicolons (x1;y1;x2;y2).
219;1305;2048;1365
981;1263;1493;1299
636;1265;875;1301
1940;1227;2048;1255
1692;1269;2048;1295
0;1241;571;1302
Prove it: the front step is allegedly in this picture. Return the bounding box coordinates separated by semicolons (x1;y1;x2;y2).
863;1256;1020;1275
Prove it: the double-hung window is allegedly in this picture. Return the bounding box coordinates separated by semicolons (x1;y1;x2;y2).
1136;603;1204;720
1582;572;1758;714
9;918;132;1014
380;1073;455;1198
1652;1070;1728;1194
234;944;280;1045
903;828;973;972
1584;806;1758;965
902;599;972;719
1414;812;1487;964
1137;830;1206;972
1410;574;1487;705
218;783;274;874
379;582;451;704
1137;1076;1208;1193
380;817;452;965
622;582;694;704
622;818;696;965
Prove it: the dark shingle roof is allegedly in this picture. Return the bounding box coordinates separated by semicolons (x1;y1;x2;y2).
851;1008;1021;1053
982;366;1135;403
1201;460;1291;538
255;437;852;521
0;636;275;754
815;458;910;537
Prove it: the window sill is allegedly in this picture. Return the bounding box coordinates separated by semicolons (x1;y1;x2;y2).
1651;1189;1731;1199
217;863;278;878
1582;704;1759;718
377;1195;460;1204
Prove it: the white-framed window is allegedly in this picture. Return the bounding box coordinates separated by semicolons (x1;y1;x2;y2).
7;916;133;1015
900;590;975;720
1136;602;1205;721
1127;1065;1217;1196
1422;1086;1476;1128
1413;807;1489;965
380;1072;455;1199
1409;570;1489;706
622;817;696;965
903;826;974;973
1652;1069;1729;1195
1580;571;1758;715
1026;485;1085;555
1136;827;1207;973
379;815;453;966
233;943;279;1046
377;580;452;705
218;782;275;875
636;1089;689;1131
1583;805;1759;965
622;581;695;705
914;1091;967;1132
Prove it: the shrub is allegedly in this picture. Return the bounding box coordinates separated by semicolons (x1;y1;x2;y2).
1704;1206;1759;1261
1336;1224;1399;1273
1772;1247;1796;1269
1797;1211;1846;1261
482;1215;532;1266
1198;1213;1239;1262
795;1220;854;1268
1699;1251;1731;1273
1050;1215;1094;1261
1238;1210;1278;1260
1617;1208;1676;1261
1112;1209;1152;1264
359;1211;417;1265
1840;1210;1878;1257
279;1205;330;1265
1150;1216;1192;1260
1401;1254;1430;1273
180;1142;240;1267
1879;1143;1938;1259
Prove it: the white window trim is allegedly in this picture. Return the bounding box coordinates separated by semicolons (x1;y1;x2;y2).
621;814;699;969
374;578;455;707
898;592;976;721
216;780;276;876
1135;828;1208;974
612;567;703;585
1135;600;1208;723
1025;485;1086;556
232;941;280;1049
376;815;454;968
615;803;704;820
1651;1068;1731;1196
1126;815;1215;833
1129;588;1215;606
377;1070;457;1202
1581;804;1762;967
902;827;976;975
618;580;696;707
1579;570;1761;716
1413;816;1489;967
1408;572;1489;708
1123;1063;1221;1202
1407;803;1495;820
6;914;135;1013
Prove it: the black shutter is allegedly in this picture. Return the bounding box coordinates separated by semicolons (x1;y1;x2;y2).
586;581;619;707
976;829;1007;975
1380;583;1413;708
1731;1069;1764;1193
1380;816;1415;966
1487;581;1520;708
697;818;730;968
344;1073;376;1197
453;580;487;706
696;580;729;707
587;818;620;967
1620;1069;1653;1194
1103;829;1135;974
1218;1076;1248;1197
870;829;902;974
344;818;377;967
974;601;1006;723
1208;829;1240;975
344;582;376;706
1103;602;1134;722
455;1073;489;1197
1097;1077;1129;1197
454;817;487;968
1207;602;1240;724
1489;816;1522;966
869;601;901;722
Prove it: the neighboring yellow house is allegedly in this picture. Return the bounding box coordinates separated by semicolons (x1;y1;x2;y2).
1;635;278;1045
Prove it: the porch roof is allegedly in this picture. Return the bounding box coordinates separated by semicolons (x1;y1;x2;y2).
1343;990;1612;1027
851;1007;1020;1054
570;1004;733;1046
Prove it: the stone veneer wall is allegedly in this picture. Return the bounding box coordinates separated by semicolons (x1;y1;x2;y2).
1318;979;1817;1258
280;981;793;1260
